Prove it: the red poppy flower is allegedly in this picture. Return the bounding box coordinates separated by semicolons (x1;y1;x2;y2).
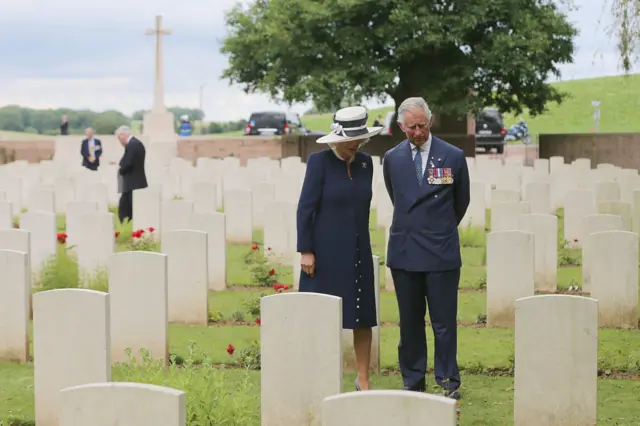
132;230;142;239
256;318;261;325
115;231;120;238
273;283;283;290
148;227;155;233
56;232;68;244
283;285;289;290
226;344;235;355
251;244;258;250
269;268;276;276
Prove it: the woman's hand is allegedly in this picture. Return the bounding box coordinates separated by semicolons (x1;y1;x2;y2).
301;252;316;277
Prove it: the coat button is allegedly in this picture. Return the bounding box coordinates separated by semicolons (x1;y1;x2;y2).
356;319;359;322
358;289;361;292
357;298;360;301
357;305;360;309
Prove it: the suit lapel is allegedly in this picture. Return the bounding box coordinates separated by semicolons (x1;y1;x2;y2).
397;140;422;193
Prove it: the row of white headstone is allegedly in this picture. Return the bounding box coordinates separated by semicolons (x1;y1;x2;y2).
8;285;599;426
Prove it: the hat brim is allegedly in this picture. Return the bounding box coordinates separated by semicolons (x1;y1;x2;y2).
316;126;384;144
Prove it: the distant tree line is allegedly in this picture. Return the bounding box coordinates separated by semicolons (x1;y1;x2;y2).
0;105;246;135
0;105;131;135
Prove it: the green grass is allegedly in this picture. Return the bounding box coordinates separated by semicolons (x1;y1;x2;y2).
3;207;640;425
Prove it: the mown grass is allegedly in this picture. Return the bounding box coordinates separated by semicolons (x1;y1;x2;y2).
2;207;639;425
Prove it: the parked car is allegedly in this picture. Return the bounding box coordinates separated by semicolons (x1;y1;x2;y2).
475;108;506;154
244;111;323;136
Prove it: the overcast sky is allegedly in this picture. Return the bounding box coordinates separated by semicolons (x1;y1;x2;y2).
0;0;636;121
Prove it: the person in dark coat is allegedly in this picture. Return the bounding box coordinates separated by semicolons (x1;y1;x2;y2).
383;97;470;399
80;127;102;171
115;125;148;224
297;106;383;392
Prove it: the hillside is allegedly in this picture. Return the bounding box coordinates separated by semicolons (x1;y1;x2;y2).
298;74;640;135
2;74;639;140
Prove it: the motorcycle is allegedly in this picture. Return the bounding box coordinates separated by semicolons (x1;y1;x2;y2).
505;119;529;143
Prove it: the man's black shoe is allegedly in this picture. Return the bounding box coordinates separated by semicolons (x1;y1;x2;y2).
445;389;461;400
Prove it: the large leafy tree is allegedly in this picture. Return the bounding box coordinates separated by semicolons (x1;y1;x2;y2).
221;0;577;119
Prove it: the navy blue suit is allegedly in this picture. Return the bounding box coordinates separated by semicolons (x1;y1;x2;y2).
80;138;102;171
383;137;470;391
297;150;377;330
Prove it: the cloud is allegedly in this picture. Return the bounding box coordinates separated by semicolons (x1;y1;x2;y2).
0;0;635;121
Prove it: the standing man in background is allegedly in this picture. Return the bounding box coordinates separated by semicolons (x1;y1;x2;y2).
115;125;148;224
60;115;69;135
80;127;102;171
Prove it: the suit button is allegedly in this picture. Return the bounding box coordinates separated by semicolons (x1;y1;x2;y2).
434;194;438;198
358;289;362;292
357;305;360;309
357;298;360;301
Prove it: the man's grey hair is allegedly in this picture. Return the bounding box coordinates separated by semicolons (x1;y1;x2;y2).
397;97;432;124
115;125;131;136
85;127;93;133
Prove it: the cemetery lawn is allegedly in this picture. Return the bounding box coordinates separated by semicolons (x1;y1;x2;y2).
4;209;639;425
2;362;640;426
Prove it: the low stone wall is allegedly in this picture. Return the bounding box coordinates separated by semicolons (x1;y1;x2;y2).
0;133;474;165
176;136;284;165
283;133;476;161
0;140;55;163
538;133;640;168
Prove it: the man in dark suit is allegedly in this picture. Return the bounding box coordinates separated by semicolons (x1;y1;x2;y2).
80;127;102;171
60;115;69;135
115;125;148;224
382;97;470;399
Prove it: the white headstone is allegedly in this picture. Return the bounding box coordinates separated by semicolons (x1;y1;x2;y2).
261;293;342;426
514;295;598;425
108;252;169;364
59;383;186;426
322;391;457;426
518;214;557;292
162;230;208;325
0;249;29;362
587;231;638;328
33;289;111;426
190;212;226;291
487;231;535;327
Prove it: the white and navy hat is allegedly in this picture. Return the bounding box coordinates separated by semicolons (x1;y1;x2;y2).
316;106;383;144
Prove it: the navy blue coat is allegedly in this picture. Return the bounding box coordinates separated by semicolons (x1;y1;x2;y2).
80;138;102;171
383;137;470;272
297;149;377;330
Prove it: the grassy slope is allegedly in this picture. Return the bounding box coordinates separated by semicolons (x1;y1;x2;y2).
222;74;640;136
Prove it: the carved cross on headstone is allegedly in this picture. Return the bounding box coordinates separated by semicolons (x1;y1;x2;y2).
145;15;172;113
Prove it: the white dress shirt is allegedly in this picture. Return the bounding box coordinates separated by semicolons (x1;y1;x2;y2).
410;133;433;179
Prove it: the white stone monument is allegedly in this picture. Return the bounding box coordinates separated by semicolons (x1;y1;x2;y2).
142;15;178;166
143;15;176;140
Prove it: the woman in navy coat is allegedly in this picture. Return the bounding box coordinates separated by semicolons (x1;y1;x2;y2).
297;106;383;391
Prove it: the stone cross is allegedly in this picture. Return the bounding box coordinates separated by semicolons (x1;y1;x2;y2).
145;15;172;113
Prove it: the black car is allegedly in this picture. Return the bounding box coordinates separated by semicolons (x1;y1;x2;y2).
475;108;506;154
245;111;322;136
